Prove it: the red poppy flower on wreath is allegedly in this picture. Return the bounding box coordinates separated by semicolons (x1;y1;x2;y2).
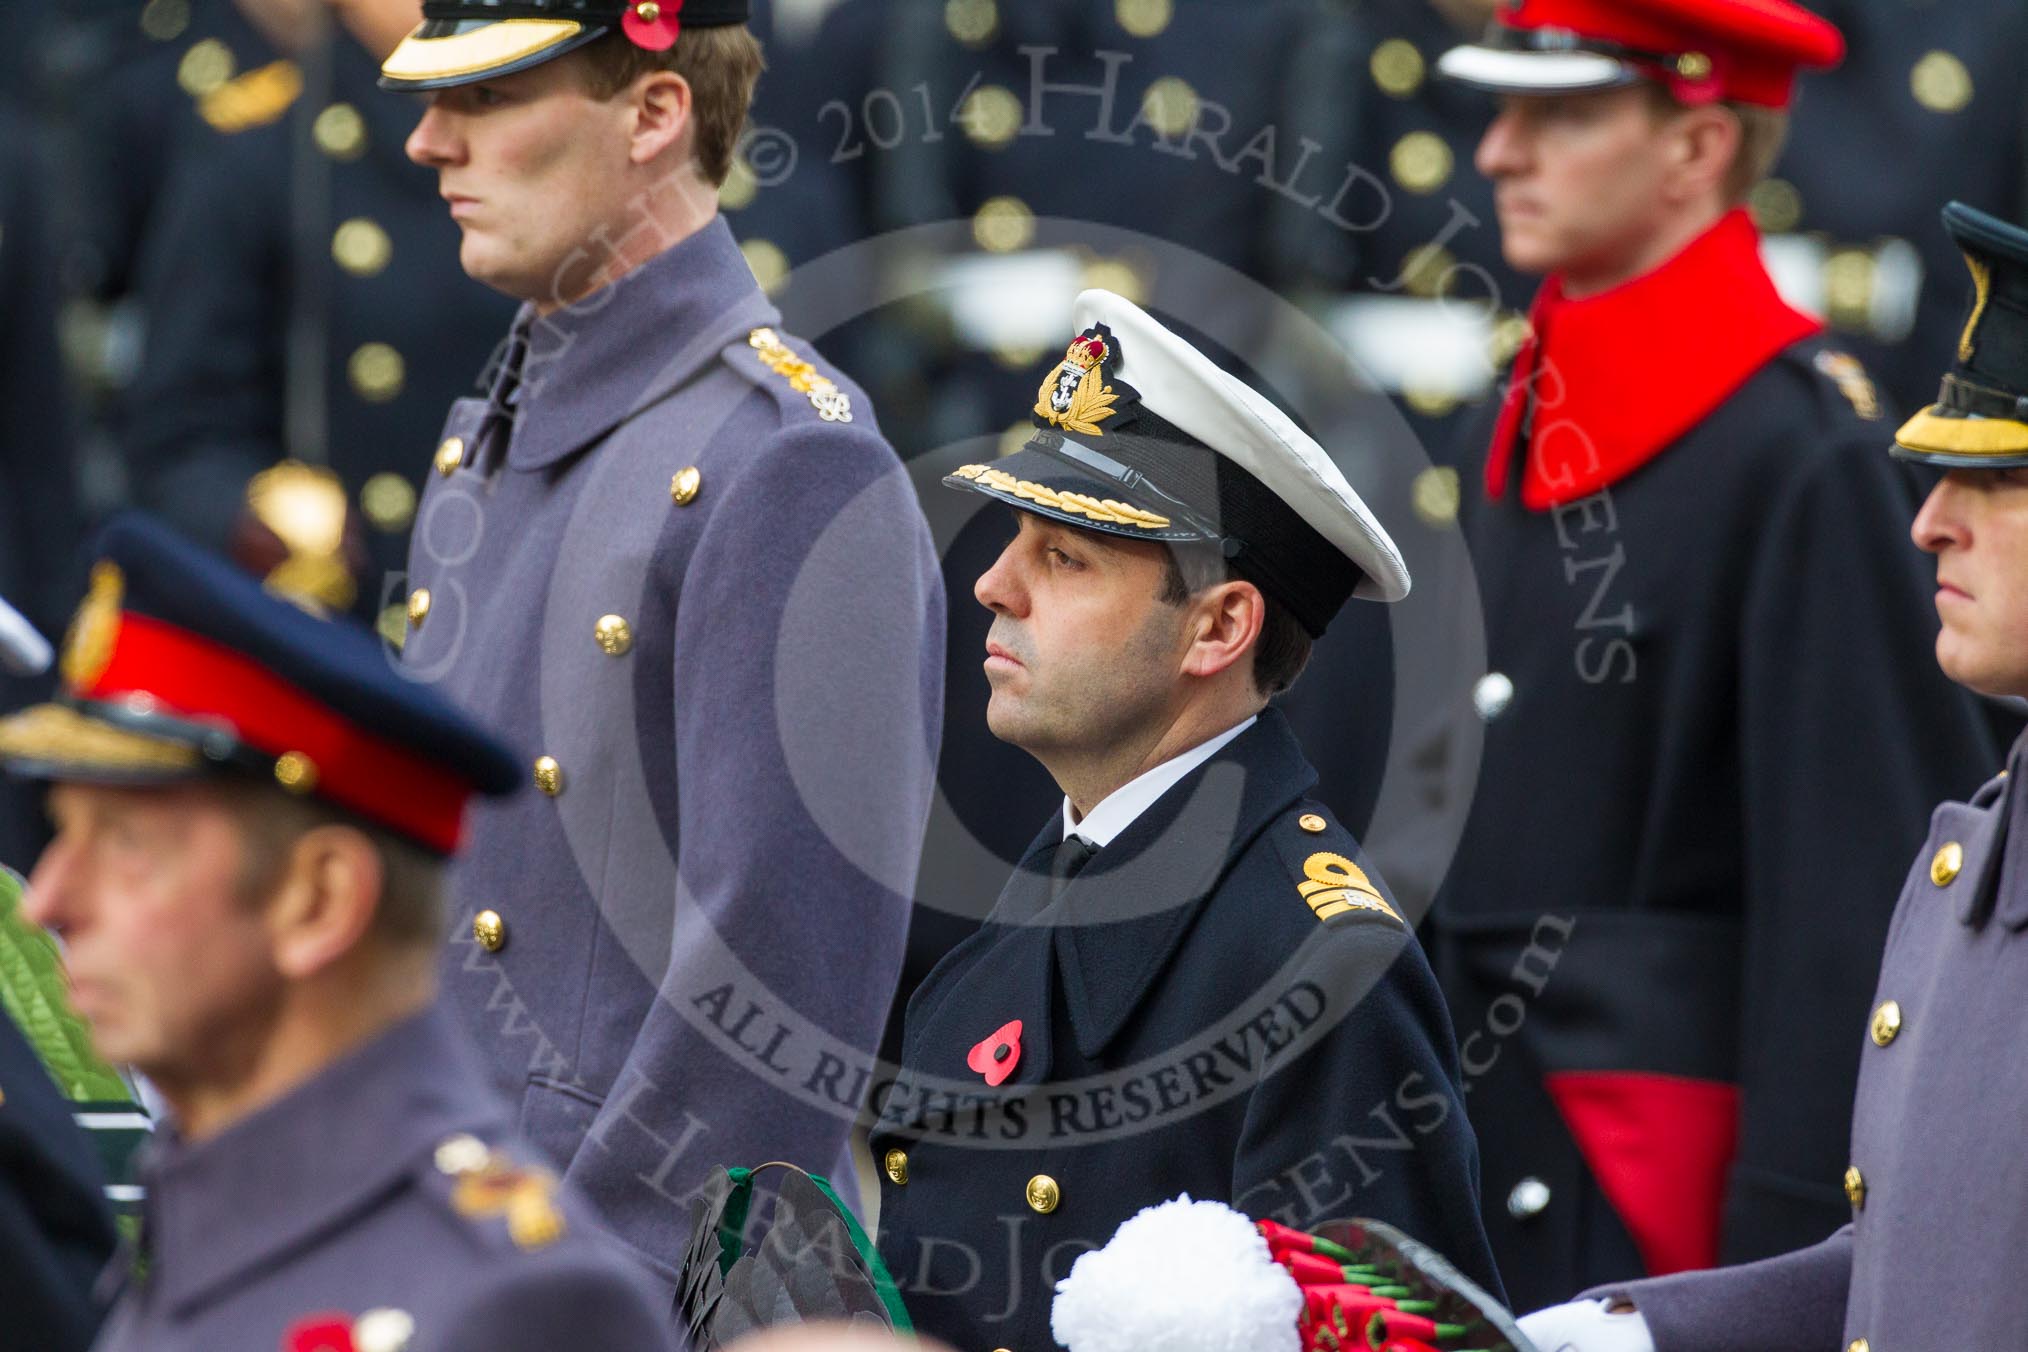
621;0;683;51
284;1314;357;1352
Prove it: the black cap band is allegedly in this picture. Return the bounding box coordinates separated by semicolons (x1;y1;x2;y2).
418;0;749;25
1019;415;1363;638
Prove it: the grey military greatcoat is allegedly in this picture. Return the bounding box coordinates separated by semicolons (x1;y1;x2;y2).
94;1004;670;1352
1604;733;2028;1349
401;215;945;1295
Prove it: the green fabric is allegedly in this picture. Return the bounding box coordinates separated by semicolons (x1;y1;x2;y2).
0;867;130;1102
803;1169;913;1333
719;1164;915;1334
0;865;150;1207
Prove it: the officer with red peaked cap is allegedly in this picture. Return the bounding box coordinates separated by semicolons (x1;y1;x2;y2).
1516;199;2028;1352
869;291;1497;1352
0;515;672;1352
1420;0;2014;1312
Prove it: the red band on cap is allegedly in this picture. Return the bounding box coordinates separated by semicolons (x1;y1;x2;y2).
80;612;471;853
1499;0;1843;107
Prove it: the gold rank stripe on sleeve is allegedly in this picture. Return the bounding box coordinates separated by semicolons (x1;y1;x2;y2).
950;464;1174;530
1297;850;1403;925
746;328;854;423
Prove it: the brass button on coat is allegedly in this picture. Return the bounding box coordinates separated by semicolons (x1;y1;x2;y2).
313;102;367;159
1844;1164;1866;1210
1298;813;1327;834
434;437;465;476
331;217;392;277
473;909;506;953
1931;841;1964;885
1025;1174;1060;1214
671;466;703;506
1871;1000;1903;1047
883;1149;909;1186
594;614;634;656
1389;131;1453;194
360;473;417;532
273;751;318;794
407;588;431;628
533;756;564;797
1507;1176;1551;1220
349;342;405;402
1473;672;1515;722
1848;1340;1870;1352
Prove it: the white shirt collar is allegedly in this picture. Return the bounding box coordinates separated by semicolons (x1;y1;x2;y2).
1062;715;1258;849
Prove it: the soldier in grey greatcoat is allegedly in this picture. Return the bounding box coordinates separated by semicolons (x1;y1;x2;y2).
0;514;670;1352
1513;202;2028;1352
379;0;946;1306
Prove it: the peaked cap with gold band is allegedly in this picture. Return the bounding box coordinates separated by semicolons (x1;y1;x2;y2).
943;291;1410;637
1893;203;2028;469
1436;0;1842;108
380;0;750;93
0;515;522;854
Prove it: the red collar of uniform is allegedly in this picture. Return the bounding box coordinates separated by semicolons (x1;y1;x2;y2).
1484;208;1822;509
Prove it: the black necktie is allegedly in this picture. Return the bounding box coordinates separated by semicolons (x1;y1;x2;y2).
476;327;529;460
1049;833;1099;902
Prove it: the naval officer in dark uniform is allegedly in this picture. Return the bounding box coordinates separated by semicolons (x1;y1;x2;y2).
1516;201;2028;1352
1425;0;2012;1307
382;0;945;1305
0;514;670;1351
871;290;1497;1352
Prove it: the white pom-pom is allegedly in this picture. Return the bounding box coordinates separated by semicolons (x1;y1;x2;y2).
1049;1194;1303;1352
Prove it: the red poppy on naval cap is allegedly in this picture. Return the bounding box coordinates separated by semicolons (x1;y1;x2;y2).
620;0;682;51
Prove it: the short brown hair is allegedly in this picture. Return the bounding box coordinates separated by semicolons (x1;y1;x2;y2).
1159;548;1314;698
1724;102;1789;202
575;25;766;186
1642;84;1789;204
220;780;444;947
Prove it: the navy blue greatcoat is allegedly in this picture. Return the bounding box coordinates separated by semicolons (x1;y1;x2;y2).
402;215;945;1298
872;710;1496;1352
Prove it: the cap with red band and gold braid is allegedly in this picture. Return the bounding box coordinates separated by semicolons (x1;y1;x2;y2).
0;513;522;855
1436;0;1843;110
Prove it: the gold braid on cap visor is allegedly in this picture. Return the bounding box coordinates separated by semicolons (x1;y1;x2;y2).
950;464;1173;529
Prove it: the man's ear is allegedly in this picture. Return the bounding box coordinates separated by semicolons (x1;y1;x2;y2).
265;826;385;980
630;69;695;166
1181;579;1266;682
1665;104;1741;205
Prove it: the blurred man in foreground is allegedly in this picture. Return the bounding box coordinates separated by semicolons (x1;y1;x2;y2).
0;515;670;1350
